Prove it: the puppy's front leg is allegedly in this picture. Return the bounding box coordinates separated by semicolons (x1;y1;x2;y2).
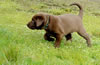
44;32;54;41
55;34;63;48
65;33;72;42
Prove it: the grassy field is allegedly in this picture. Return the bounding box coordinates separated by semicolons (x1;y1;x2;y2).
0;0;100;65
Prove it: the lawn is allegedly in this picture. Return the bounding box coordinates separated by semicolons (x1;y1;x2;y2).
0;0;100;65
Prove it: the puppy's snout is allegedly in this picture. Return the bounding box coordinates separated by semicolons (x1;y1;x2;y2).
27;22;35;29
27;23;29;27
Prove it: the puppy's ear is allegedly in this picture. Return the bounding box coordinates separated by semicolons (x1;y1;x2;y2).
35;16;44;27
36;20;43;27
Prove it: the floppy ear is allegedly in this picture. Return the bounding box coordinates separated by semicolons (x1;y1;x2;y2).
35;16;44;27
36;20;43;27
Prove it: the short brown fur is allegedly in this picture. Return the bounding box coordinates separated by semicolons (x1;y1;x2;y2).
27;3;91;48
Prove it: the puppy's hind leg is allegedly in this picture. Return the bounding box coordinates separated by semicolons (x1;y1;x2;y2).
77;30;91;47
65;33;72;42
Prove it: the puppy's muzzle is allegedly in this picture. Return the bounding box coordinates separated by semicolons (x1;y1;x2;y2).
27;23;35;29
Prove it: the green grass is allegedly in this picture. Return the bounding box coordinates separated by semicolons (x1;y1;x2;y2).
0;0;100;65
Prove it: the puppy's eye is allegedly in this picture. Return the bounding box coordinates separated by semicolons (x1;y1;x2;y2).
38;16;43;20
35;16;43;20
32;18;34;21
32;20;36;25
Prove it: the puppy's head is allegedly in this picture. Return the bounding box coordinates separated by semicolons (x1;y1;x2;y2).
27;13;48;30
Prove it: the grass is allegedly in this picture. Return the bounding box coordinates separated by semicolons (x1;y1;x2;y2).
0;0;100;65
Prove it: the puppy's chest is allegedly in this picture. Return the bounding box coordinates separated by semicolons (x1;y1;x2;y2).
45;29;54;33
45;29;57;36
45;25;54;32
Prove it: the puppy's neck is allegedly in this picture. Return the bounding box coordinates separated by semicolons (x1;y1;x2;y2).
44;16;50;29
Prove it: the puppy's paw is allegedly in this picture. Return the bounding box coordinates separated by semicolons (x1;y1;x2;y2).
48;38;54;41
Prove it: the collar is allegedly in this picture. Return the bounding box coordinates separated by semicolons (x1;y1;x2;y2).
44;16;50;29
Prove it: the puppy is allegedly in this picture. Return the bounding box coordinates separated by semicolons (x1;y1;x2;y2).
27;3;91;48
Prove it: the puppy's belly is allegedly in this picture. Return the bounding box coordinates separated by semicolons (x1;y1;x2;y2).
63;27;78;35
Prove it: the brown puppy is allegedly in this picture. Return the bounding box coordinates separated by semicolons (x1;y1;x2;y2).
27;3;91;48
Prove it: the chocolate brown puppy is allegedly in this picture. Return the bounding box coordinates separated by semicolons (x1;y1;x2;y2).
27;3;91;48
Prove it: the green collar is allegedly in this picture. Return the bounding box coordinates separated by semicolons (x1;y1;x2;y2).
44;16;50;29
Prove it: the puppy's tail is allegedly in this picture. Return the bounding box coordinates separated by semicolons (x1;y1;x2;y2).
70;3;83;19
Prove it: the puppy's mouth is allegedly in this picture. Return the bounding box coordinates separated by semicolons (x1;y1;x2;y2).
29;27;36;30
27;22;44;30
27;24;35;30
